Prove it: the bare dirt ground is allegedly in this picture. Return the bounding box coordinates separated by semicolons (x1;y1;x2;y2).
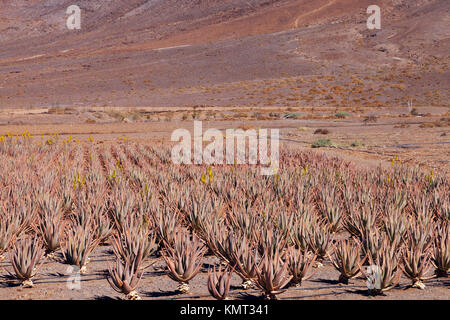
0;0;448;300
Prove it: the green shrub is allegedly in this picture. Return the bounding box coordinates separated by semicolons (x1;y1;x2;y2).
350;141;365;147
269;112;281;118
335;112;351;119
284;112;303;119
314;128;330;135
312;139;334;148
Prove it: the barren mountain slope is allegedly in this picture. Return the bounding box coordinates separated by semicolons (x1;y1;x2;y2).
0;0;448;109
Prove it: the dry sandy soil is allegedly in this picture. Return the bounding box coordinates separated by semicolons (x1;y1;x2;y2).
0;0;448;300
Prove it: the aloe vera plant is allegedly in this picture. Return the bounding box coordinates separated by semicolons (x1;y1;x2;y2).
229;206;259;243
383;208;408;249
37;210;64;256
62;224;100;274
401;239;434;289
319;186;343;233
431;224;450;277
233;235;259;289
307;222;332;266
362;237;401;295
187;194;218;236
162;230;206;293
9;238;45;287
93;212;113;244
112;213;158;265
287;247;317;286
345;203;379;240
361;228;383;263
111;228;158;270
107;258;143;300
256;227;287;257
254;248;292;300
203;221;237;266
110;192;136;232
290;209;315;252
0;213;21;260
155;205;179;247
329;239;365;284
207;265;234;300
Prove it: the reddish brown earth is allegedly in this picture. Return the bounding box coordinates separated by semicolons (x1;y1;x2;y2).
0;0;448;109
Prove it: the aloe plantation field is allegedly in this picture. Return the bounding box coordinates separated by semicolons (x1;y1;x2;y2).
0;134;448;300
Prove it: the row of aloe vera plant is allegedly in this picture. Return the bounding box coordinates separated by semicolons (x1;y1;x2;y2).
0;139;448;299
